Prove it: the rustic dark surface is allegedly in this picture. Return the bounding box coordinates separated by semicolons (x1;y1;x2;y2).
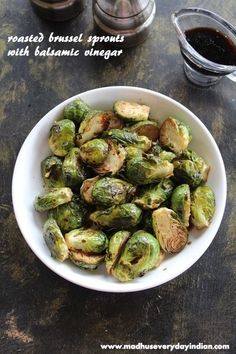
0;0;235;353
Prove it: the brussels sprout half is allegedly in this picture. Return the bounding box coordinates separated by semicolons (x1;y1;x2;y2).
114;100;150;122
41;155;64;189
111;230;160;282
135;179;174;209
106;230;131;274
90;203;142;229
93;140;127;176
77;111;112;146
173;149;210;189
125;155;174;185
34;187;73;212
91;177;136;207
62;147;87;190
80;176;100;204
104;129;152;152
48;119;75;157
79;139;109;166
43;218;69;262
152;207;188;253
63;98;92;124
159;117;191;154
171;184;191;227
65;228;108;270
191;186;215;229
129;120;159;141
49;199;87;232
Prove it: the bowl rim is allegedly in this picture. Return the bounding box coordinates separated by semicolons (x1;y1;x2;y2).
12;85;227;292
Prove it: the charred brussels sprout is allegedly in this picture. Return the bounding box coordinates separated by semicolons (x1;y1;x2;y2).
111;230;160;282
125;155;174;185
106;114;124;130
104;129;152;152
43;218;69;261
77;111;112;146
173;149;209;189
159;117;191;154
62;147;86;189
34;187;73;212
80;139;109;166
80;176;100;204
48;119;75;157
171;184;191;227
63;98;92;124
135;179;174;209
114;100;150;122
105;230;131;274
41;156;64;188
65;228;108;269
152;207;188;253
93;140;127;176
91;177;136;207
90;203;142;229
129;120;159;141
49;199;87;232
191;186;215;229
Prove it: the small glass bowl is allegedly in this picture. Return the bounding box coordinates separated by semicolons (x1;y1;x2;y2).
172;7;236;87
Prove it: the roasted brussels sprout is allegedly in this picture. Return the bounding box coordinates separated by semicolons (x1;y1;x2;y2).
93;140;127;176
62;147;86;189
80;139;109;166
159;117;191;154
104;129;152;152
171;184;191;227
125;155;174;185
77;111;112;146
159;150;176;162
90;203;142;229
111;230;160;282
114;100;150;122
191;186;215;229
65;228;108;269
49;199;87;232
48;119;75;157
173;149;209;189
125;146;143;160
152;207;188;253
105;230;131;274
106;114;124;130
34;187;73;212
43;218;69;261
129;120;159;141
91;177;136;207
63;98;92;124
41;156;64;188
80;176;100;204
135;179;174;209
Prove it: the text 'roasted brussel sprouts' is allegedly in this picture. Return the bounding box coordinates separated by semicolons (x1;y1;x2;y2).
34;97;216;282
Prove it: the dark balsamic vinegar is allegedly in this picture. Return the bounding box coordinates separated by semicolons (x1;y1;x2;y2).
185;27;236;66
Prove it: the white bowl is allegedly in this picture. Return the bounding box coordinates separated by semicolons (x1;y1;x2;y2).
12;86;226;293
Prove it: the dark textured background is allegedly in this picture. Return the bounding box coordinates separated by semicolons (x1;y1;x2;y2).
0;0;235;353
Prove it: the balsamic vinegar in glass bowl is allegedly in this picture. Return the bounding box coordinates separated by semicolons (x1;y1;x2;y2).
183;27;236;75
